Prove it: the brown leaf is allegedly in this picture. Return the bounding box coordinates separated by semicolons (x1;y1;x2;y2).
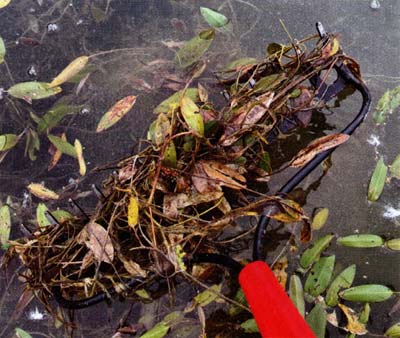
192;162;221;193
272;256;288;289
291;134;350;168
10;288;34;321
201;161;246;190
27;183;59;200
79;222;114;264
300;220;312;243
120;255;147;278
48;133;65;171
163;191;224;218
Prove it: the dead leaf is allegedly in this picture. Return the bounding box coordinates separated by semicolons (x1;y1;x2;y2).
338;304;368;335
48;133;65;171
272;256;288;289
120;255;147;278
201;160;246;190
27;183;59;200
96;95;137;132
79;222;114;264
74;139;86;176
163;191;224;218
291;134;350;168
127;196;139;227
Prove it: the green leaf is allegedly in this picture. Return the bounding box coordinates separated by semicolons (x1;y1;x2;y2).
304;255;335;297
306;303;326;338
200;7;229;28
162;141;177;168
368;157;388;201
25;129;40;161
37;103;83;133
0;205;11;249
390;154;400;179
147;113;171;147
373;86;400;124
175;29;214;68
0;134;18;151
253;73;285;93
47;134;77;158
311;208;329;230
289;274;305;317
140;322;169;338
154;88;199;114
8;82;61;100
15;328;33;338
240;318;259;333
359;303;370;324
300;234;334;269
386;238;400;251
0;36;5;64
326;264;356;307
51;209;74;223
36;203;51;228
193;284;222;308
340;284;393;303
228;288;247;316
337;234;384;248
180;95;204;135
259;152;272;173
224;57;257;71
385;323;400;337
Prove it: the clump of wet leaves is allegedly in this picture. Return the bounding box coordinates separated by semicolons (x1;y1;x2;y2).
1;6;389;338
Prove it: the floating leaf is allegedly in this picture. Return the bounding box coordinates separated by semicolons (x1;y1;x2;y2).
359;303;370;324
300;234;334;269
0;0;11;9
27;183;59;200
15;328;33;338
128;196;139;228
79;222;114;264
289;275;305;317
240;319;259;333
0;134;18;151
305;255;335;297
180;95;204;135
291;134;350;168
48;134;77;158
8;82;61;100
162;141;177;168
135;289;151;300
154;88;198;114
340;284;393;303
200;7;229;28
96;95;137;132
36;203;51;228
338;304;368;335
337;234;384;248
270;199;304;223
0;205;11;249
38;103;83;133
224;57;258;71
0;36;5;63
306;303;326;338
326;264;356;307
311;208;329;230
74;139;86;176
175;29;214;68
49;56;89;88
373;86;400;124
368;157;387;201
25;129;40;161
386;238;400;251
390;154;400;179
385;323;400;337
140;322;169;338
185;284;222;313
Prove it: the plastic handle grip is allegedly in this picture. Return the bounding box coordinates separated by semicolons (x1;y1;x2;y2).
239;261;316;338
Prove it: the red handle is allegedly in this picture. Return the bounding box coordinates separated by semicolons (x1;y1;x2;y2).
239;261;316;338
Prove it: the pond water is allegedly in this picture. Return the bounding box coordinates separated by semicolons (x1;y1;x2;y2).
0;0;399;337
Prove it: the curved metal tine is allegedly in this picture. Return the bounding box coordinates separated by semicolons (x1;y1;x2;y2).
91;184;106;201
68;198;89;222
316;22;327;38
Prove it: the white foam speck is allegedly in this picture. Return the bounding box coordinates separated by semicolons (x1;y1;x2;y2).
28;307;45;321
383;206;400;219
367;134;380;146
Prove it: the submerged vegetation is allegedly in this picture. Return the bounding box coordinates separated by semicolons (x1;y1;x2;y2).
0;1;399;338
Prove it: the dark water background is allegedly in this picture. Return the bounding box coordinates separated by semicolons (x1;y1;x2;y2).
0;0;399;337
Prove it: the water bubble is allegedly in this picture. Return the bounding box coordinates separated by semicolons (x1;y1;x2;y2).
370;0;381;10
27;65;37;77
47;23;59;32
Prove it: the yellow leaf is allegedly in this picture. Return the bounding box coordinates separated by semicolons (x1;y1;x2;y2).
74;139;86;176
180;95;204;136
128;196;139;227
329;37;340;57
49;56;89;88
27;183;59;200
338;304;368;335
0;0;11;9
96;95;137;132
